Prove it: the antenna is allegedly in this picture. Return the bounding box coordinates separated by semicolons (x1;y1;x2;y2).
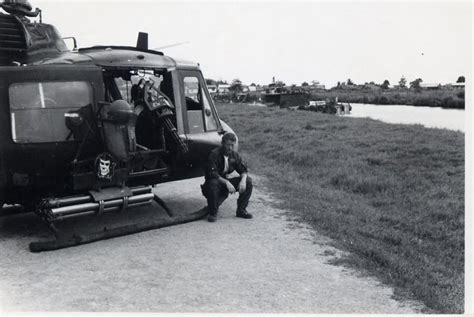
136;32;148;50
152;41;189;51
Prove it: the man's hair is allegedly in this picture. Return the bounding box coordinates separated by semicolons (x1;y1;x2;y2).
222;132;237;143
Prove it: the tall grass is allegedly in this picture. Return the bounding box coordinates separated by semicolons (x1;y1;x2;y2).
218;103;464;313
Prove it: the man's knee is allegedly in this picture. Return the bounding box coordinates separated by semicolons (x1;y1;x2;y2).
207;178;220;189
202;179;220;198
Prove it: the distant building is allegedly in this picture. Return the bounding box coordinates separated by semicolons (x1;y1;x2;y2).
419;83;441;89
362;83;381;90
184;81;199;96
392;85;408;90
301;84;326;92
335;83;359;90
207;84;218;94
217;84;230;93
443;83;465;90
311;84;326;90
246;85;265;97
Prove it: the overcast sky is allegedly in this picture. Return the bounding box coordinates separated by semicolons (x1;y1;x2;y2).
33;0;472;87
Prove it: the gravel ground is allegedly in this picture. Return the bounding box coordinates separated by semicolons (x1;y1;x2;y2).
0;176;424;313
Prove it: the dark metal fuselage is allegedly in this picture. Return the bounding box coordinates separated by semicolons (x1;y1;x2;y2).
0;11;233;206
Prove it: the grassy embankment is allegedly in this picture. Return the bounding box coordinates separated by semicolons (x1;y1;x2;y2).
217;103;464;313
308;88;465;109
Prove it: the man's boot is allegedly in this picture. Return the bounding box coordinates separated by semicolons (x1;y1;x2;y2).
236;209;253;219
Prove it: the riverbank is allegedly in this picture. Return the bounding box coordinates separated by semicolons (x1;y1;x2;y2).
308;87;464;109
216;102;464;313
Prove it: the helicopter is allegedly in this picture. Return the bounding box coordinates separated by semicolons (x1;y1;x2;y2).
0;0;236;251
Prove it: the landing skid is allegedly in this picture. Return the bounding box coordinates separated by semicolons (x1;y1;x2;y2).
153;194;173;217
29;207;208;252
29;188;209;252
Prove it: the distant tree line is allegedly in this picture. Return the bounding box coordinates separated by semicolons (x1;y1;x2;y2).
332;75;464;91
207;75;465;91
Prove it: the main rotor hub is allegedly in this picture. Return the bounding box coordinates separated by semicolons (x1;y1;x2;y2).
0;0;40;17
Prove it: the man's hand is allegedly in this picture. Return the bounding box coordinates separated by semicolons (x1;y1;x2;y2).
238;180;247;194
226;181;236;194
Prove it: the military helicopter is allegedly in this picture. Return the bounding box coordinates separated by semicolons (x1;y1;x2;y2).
0;0;235;251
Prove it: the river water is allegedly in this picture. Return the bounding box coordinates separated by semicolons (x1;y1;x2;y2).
347;103;465;133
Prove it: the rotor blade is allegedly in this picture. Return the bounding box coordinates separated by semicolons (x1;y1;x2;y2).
152;41;189;50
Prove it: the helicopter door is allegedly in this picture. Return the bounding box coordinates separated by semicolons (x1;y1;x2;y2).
0;64;104;179
179;70;222;162
0;64;103;142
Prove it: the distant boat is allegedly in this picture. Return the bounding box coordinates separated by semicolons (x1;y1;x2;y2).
290;98;351;115
263;91;308;108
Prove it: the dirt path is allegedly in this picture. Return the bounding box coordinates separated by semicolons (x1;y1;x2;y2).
0;176;424;313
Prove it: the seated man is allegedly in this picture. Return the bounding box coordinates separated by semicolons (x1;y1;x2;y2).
201;132;253;222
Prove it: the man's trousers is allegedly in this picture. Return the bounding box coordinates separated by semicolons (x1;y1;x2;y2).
201;176;253;216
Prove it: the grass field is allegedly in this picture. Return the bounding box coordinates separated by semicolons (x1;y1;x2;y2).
216;103;465;313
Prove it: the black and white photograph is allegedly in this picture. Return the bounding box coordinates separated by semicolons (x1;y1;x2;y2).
0;0;471;314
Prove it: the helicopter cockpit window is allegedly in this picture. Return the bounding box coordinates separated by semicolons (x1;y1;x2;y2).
183;76;218;133
9;81;92;143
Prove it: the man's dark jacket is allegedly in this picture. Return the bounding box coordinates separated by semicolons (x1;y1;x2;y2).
205;147;247;181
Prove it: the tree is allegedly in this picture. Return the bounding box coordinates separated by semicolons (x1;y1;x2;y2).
229;78;243;93
381;79;390;89
347;78;354;85
410;78;423;89
275;80;286;87
311;80;320;86
250;83;256;86
302;82;309;86
206;79;217;85
398;76;407;88
456;76;465;83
